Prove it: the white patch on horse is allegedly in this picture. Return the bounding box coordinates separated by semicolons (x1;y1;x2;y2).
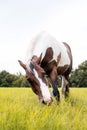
26;60;34;74
25;31;70;67
33;69;51;102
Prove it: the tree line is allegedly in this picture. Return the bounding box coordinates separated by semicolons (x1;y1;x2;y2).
70;60;87;87
0;60;87;87
0;71;29;87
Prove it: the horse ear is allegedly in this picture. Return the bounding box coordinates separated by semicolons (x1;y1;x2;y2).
18;60;27;70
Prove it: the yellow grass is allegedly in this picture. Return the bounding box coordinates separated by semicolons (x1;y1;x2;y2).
0;88;87;130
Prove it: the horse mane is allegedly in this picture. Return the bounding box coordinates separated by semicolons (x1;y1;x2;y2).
25;31;46;64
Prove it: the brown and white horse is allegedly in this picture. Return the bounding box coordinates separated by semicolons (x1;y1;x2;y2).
18;32;72;105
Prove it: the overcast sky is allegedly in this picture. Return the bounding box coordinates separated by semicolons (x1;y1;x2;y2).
0;0;87;74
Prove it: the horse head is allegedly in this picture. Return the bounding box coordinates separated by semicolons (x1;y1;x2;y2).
18;55;52;105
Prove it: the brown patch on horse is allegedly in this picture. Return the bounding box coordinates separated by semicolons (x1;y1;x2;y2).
41;59;57;76
56;42;72;76
41;47;57;75
42;47;53;64
50;66;57;81
57;65;69;75
27;77;42;96
63;42;73;75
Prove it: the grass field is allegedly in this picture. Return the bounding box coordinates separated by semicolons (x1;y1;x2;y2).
0;88;87;130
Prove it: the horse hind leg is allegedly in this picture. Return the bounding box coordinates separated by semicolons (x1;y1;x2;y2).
61;76;69;98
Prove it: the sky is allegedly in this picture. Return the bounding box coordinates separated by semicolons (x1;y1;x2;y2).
0;0;87;74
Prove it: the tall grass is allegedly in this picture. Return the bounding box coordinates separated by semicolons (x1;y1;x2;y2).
0;88;87;130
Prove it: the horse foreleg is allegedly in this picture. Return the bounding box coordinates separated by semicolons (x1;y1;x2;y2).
50;66;60;102
52;81;60;102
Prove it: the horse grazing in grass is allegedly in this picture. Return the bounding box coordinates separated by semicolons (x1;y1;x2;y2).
18;32;72;105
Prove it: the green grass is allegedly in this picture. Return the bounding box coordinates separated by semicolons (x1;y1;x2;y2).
0;88;87;130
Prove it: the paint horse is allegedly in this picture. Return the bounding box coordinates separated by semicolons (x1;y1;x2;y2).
18;32;72;105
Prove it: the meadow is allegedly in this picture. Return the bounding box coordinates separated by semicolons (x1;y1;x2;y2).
0;88;87;130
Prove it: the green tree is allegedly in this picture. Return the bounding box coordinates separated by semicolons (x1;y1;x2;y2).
0;70;29;87
0;71;17;87
13;75;29;87
70;60;87;87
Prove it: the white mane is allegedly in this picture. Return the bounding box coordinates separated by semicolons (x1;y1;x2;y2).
25;31;46;64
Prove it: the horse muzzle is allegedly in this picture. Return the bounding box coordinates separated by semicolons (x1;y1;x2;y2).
42;97;53;105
